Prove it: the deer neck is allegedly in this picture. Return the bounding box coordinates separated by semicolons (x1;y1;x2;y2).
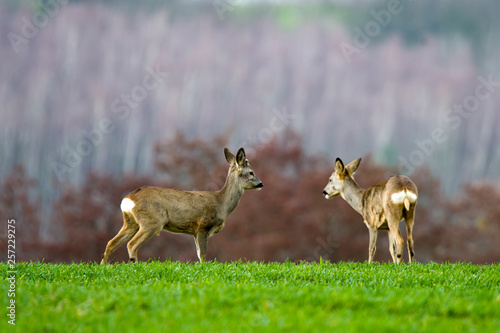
341;177;365;215
217;167;244;218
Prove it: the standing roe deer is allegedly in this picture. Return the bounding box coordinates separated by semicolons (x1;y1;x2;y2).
101;147;263;264
322;157;418;263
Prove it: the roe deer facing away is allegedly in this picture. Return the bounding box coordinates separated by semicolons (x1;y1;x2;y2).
322;158;418;263
101;148;263;264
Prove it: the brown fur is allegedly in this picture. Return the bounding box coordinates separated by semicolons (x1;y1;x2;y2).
323;157;418;263
101;148;263;264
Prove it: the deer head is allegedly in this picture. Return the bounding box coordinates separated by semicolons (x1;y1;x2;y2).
224;148;263;190
323;157;361;199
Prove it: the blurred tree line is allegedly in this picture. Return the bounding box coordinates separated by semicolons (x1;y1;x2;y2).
1;131;499;264
1;1;499;263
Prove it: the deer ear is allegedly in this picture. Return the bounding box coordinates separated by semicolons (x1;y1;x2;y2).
224;148;236;165
236;148;246;166
334;158;345;174
346;158;362;176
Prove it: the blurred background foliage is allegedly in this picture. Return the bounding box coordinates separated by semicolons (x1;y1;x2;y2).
1;0;499;263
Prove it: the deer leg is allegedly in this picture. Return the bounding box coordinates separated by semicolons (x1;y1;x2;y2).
101;213;139;264
404;209;416;263
387;231;396;263
368;227;378;263
194;232;208;263
126;224;161;263
388;218;404;263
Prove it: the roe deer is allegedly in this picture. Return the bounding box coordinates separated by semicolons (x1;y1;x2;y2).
322;158;418;263
101;147;263;264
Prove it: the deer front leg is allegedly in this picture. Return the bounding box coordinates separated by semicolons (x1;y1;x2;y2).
404;210;416;263
368;226;378;263
194;232;208;263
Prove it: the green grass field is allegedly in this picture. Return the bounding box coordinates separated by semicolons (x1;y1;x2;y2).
2;261;499;332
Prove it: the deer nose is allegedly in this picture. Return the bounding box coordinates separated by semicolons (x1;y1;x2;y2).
257;183;264;188
322;190;328;195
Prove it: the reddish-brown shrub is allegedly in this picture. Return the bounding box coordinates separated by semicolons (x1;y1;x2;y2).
1;132;499;263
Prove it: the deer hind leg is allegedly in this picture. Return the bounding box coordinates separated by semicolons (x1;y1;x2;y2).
368;226;378;263
126;226;159;263
387;231;396;263
126;220;162;263
101;212;139;264
387;216;404;263
404;208;416;263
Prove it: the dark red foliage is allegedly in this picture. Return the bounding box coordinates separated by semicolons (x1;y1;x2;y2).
0;166;41;261
1;133;499;263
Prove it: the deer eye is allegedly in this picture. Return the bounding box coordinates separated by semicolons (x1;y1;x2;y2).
249;172;255;176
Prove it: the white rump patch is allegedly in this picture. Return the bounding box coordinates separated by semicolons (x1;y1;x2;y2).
391;191;417;204
120;198;135;213
406;191;418;202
